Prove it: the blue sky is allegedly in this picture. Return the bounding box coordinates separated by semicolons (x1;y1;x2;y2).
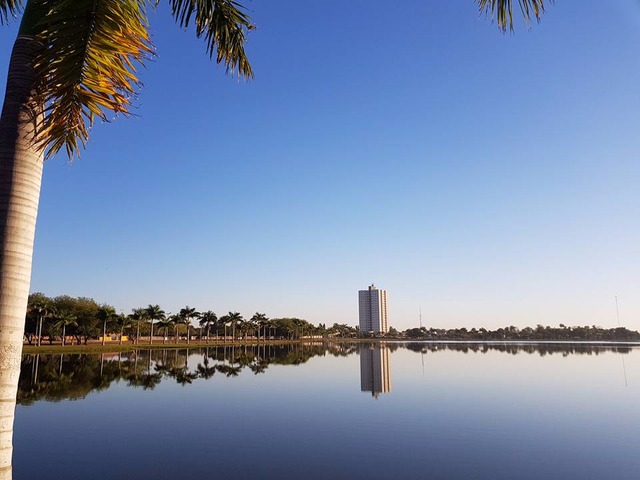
1;1;639;330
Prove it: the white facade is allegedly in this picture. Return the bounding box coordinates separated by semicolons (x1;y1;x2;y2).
358;284;388;333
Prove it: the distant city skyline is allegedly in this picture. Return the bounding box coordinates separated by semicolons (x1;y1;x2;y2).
1;2;638;331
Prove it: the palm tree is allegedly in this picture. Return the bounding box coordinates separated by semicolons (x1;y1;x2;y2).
219;314;230;343
155;319;172;345
0;1;542;472
0;3;254;470
145;305;165;345
179;306;200;345
28;298;54;347
52;312;77;347
169;314;182;344
130;308;148;346
199;311;217;343
114;314;132;345
227;312;243;342
251;312;268;342
97;305;117;346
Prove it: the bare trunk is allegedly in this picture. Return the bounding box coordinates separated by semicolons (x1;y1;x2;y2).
36;316;42;347
61;324;66;346
102;319;106;346
149;320;153;345
0;35;45;479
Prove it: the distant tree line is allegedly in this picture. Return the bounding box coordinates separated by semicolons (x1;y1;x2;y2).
27;293;638;345
25;293;359;346
401;324;640;342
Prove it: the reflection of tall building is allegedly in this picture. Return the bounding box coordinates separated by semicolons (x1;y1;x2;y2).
360;346;391;398
358;284;388;333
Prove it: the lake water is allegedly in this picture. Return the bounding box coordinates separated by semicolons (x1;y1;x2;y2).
13;343;640;479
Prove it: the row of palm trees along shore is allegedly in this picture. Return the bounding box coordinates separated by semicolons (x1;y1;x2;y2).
26;293;640;348
25;293;356;347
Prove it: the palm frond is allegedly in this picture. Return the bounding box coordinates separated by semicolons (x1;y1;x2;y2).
477;0;550;32
167;0;254;78
0;0;22;25
32;0;153;159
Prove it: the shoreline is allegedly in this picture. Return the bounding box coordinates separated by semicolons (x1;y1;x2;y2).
21;338;640;354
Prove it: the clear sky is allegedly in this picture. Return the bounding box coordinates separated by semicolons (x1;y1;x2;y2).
1;1;639;331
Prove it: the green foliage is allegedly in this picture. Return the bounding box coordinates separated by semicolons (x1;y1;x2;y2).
0;0;21;25
477;0;549;32
168;0;254;77
10;0;254;159
401;324;640;342
26;293;115;344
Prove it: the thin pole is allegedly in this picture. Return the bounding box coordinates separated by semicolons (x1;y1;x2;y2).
616;296;628;387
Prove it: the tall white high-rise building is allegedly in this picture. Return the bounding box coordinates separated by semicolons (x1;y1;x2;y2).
358;284;388;333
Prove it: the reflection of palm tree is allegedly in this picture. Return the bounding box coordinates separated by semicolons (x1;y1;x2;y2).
196;352;217;380
216;364;242;377
52;312;77;346
128;372;162;391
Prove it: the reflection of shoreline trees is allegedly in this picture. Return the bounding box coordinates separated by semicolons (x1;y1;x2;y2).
18;344;357;405
402;342;635;356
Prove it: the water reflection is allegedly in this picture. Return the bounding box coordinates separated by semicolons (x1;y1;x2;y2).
401;342;634;356
18;342;636;405
359;346;391;398
18;343;359;404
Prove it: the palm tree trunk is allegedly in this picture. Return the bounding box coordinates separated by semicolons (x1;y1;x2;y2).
36;316;42;347
149;320;154;345
102;319;107;346
0;34;45;479
136;320;141;345
62;324;66;346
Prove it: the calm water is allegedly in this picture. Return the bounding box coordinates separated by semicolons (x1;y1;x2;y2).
13;343;640;479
